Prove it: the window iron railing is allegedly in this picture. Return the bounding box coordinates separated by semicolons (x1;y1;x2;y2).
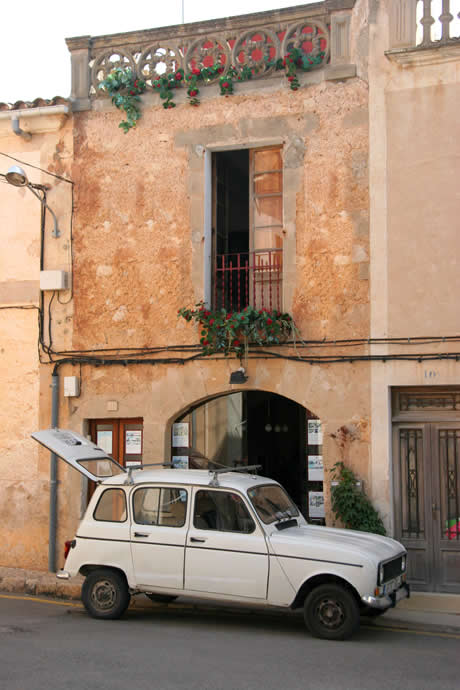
214;249;282;313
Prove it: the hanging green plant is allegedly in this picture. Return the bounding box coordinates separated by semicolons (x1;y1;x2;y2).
101;50;326;130
178;302;297;358
330;462;386;536
98;68;147;132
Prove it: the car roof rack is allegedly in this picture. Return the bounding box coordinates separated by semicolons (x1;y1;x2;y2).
209;464;261;487
124;462;173;485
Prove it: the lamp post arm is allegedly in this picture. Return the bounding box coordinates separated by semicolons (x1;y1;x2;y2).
27;184;60;238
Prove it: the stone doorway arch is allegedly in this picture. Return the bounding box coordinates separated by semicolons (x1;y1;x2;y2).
170;390;322;520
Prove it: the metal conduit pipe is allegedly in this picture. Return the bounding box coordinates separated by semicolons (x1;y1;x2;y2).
48;373;59;572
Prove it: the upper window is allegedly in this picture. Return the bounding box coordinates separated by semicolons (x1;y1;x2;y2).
133;487;187;527
94;488;127;522
213;146;283;313
193;490;255;533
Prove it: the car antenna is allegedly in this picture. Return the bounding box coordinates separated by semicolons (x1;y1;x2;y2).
209;464;261;487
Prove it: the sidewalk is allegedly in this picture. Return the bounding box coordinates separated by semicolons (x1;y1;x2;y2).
1;566;459;635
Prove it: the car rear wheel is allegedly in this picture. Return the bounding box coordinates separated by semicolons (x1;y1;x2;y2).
304;583;360;640
81;569;130;619
146;594;178;604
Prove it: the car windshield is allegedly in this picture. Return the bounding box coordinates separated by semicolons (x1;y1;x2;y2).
247;484;299;524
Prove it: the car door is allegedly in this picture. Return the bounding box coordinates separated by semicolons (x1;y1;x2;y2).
185;488;269;599
130;485;189;590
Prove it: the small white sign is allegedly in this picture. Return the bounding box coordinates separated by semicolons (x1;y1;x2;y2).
308;455;324;481
308;491;325;518
172;456;189;469
126;460;141;468
125;430;142;455
172;422;189;448
308;420;323;445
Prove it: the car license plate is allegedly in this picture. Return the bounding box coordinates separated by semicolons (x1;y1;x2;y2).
383;575;402;595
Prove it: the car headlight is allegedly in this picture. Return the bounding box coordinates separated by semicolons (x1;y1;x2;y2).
401;554;406;572
378;563;384;585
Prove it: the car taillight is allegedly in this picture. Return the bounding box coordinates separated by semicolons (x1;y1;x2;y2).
64;539;76;559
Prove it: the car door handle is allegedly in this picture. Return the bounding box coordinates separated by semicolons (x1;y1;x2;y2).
134;532;149;538
190;537;206;543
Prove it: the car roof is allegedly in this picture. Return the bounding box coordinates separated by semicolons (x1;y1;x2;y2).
102;468;278;491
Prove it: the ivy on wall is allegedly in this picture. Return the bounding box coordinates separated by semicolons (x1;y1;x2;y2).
99;48;325;131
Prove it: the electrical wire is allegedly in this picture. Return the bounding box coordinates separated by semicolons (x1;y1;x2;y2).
0;151;74;185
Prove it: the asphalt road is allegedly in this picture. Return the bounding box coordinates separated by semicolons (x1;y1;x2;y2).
1;594;459;690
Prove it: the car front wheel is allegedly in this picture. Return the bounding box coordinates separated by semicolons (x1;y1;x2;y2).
81;569;130;619
304;583;360;640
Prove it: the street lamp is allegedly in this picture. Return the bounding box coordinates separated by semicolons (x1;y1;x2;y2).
5;165;60;238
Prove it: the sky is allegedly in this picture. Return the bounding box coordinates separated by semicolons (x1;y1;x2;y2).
0;0;316;103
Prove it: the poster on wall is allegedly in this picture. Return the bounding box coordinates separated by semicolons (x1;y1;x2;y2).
172;456;189;469
308;491;325;518
307;420;323;445
308;455;324;481
125;430;142;455
96;430;113;455
172;422;189;447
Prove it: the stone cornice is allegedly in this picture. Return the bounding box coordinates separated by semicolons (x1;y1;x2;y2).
386;39;460;67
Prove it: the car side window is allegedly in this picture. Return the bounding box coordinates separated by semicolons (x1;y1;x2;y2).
133;487;187;527
193;490;255;533
93;488;127;522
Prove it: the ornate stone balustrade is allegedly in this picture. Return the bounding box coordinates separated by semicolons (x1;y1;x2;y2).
389;0;460;52
66;1;357;111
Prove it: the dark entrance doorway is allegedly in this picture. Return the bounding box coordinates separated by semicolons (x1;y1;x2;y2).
171;391;322;520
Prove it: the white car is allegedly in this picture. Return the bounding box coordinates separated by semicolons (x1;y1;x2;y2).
32;428;410;640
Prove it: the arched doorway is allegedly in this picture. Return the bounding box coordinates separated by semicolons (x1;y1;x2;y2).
170;391;323;522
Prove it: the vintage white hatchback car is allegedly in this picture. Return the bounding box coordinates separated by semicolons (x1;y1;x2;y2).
32;428;410;640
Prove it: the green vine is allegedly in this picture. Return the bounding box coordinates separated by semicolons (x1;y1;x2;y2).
330;462;386;536
100;49;325;130
178;302;296;358
98;68;147;132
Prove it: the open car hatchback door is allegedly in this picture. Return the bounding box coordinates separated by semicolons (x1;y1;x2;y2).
31;428;127;483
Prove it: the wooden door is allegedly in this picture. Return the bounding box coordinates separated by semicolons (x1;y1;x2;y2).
393;419;460;592
88;418;143;500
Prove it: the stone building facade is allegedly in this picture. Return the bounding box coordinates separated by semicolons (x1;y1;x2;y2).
0;0;459;593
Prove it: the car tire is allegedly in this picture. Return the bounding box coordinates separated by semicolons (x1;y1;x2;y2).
146;594;178;604
81;569;130;620
304;583;360;640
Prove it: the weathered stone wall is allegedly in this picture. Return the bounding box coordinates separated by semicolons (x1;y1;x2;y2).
0;116;73;569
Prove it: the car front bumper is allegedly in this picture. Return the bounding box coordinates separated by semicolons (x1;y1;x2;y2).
362;583;410;610
56;570;71;580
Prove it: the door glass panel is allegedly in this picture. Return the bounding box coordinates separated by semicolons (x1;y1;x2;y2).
96;425;113;455
254;196;282;229
159;489;188;527
194;490;255;533
253;149;282;172
133;488;160;525
123;423;143;466
399;428;425;539
439;429;460;541
254;171;282;194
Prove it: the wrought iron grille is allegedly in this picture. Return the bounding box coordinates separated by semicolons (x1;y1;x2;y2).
400;429;424;539
439;429;460;541
214;249;282;313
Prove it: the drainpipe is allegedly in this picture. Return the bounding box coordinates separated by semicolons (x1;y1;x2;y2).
11;115;32;141
48;373;59;572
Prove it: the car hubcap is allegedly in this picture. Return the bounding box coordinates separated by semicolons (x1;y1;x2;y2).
316;597;345;629
91;579;117;610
